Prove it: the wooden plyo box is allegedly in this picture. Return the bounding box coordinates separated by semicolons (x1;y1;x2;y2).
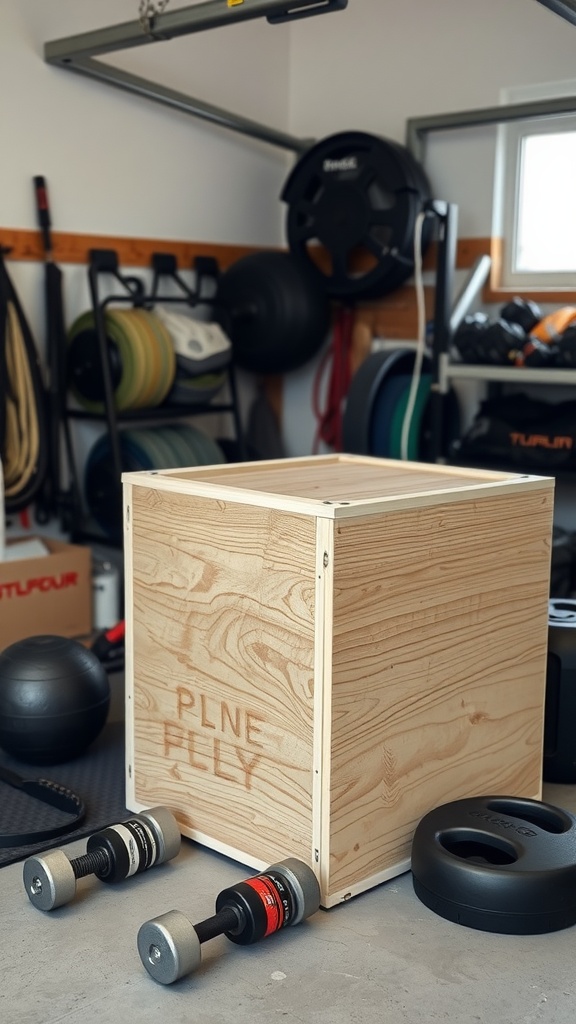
123;454;554;907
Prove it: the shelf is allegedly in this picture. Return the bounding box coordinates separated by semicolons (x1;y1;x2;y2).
445;364;576;385
66;401;236;422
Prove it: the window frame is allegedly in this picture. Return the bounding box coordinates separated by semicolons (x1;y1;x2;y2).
499;112;576;290
407;92;576;299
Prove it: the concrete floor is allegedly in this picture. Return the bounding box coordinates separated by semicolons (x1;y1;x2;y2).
3;779;576;1024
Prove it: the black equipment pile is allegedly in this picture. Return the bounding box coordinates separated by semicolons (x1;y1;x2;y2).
453;297;576;368
452;392;576;470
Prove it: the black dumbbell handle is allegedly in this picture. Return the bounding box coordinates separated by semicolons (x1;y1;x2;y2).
193;906;241;944
71;849;110;880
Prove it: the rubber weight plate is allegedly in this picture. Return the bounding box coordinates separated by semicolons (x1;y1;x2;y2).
137;309;177;405
282;131;432;300
67;310;134;412
411;795;576;934
106;309;151;409
84;430;147;540
342;348;432;457
121;309;169;408
177;424;226;465
388;373;432;460
166;371;227;407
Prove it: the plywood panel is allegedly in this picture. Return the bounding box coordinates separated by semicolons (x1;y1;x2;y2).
327;488;554;899
128;486;317;867
159;455;519;502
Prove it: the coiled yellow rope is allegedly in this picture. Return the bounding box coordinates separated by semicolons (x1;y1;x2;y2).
2;302;41;500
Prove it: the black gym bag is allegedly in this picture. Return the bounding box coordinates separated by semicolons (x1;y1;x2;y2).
452;393;576;469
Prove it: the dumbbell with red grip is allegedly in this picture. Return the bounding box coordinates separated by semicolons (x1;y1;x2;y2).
137;857;321;984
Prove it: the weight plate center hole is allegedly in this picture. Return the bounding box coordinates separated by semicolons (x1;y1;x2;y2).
313;182;372;250
439;829;518;866
486;799;571;834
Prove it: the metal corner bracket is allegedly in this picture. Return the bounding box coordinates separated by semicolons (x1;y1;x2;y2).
44;0;348;154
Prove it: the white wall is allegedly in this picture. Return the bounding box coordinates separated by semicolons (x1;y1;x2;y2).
0;0;293;339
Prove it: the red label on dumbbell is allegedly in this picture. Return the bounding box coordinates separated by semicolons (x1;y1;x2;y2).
244;874;286;936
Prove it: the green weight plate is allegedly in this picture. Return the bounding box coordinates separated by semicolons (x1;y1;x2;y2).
130;309;173;408
369;374;410;458
109;309;152;410
68;309;136;413
160;425;200;467
389;373;432;460
151;427;190;468
145;311;177;405
126;309;164;408
179;424;226;465
134;427;179;469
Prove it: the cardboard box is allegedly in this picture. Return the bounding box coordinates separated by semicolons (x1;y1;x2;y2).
0;538;92;649
122;454;554;907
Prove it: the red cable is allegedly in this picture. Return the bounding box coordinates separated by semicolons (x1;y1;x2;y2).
312;307;354;453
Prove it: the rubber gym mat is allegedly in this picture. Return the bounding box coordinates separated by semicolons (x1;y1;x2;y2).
0;720;128;868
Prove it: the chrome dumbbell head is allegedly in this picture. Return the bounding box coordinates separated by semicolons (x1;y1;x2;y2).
138;857;321;985
23;806;181;911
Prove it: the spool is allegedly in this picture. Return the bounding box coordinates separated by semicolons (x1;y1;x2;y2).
67;307;176;412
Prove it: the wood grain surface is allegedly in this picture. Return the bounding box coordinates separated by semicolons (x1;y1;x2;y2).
127;485;318;868
326;487;554;901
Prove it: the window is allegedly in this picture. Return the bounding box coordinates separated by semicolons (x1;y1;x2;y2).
497;83;576;290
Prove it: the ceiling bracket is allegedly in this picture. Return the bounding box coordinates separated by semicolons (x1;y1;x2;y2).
44;0;348;154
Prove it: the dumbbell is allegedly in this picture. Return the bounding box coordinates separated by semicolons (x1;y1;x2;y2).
137;857;321;985
452;312;490;363
555;326;576;368
500;297;542;334
23;806;181;911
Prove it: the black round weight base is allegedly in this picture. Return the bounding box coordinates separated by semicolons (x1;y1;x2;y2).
411;795;576;935
412;876;576;936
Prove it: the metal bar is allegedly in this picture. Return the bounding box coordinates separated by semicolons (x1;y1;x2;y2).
43;0;327;154
44;0;339;60
536;0;576;26
407;96;576;162
449;255;492;336
429;201;458;464
60;56;309;153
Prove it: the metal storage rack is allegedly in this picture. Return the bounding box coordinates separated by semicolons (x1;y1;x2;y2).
62;248;246;543
431;340;576;475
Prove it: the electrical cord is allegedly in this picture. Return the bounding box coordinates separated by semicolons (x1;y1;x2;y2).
399;210;428;461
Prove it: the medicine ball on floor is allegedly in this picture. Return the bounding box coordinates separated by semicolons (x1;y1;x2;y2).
0;635;110;765
215;251;331;374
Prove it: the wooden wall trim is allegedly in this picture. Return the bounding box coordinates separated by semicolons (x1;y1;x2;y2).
0;227;264;270
2;227;573;348
0;226;491;272
2;228;574;303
